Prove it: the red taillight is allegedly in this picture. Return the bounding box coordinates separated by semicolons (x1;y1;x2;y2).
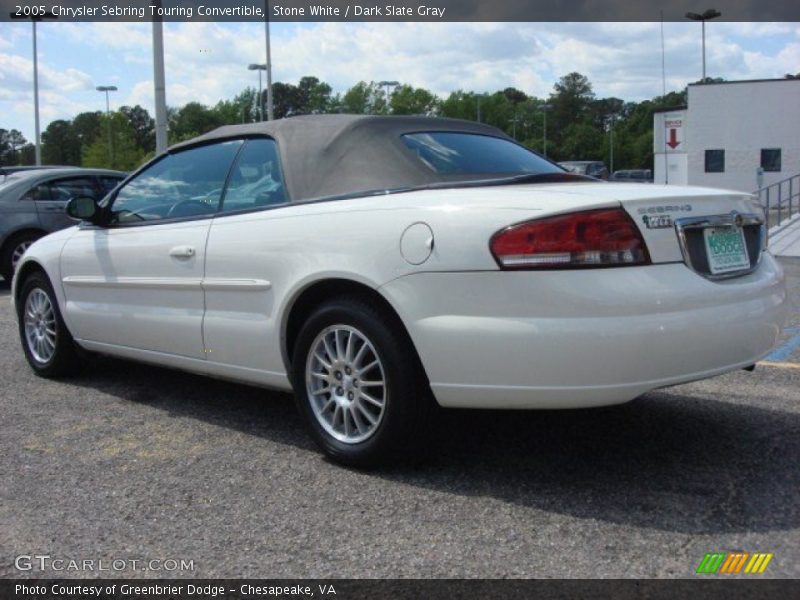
490;208;650;269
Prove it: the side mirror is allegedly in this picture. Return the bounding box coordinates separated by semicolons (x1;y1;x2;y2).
66;196;101;223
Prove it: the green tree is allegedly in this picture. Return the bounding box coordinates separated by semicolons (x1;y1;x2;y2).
440;90;480;121
18;143;36;165
214;87;261;125
82;112;146;171
548;72;595;152
6;129;27;164
503;87;528;105
72;111;103;153
169;102;222;141
389;85;438;116
42;120;81;165
341;81;382;114
297;76;333;114
120;105;155;153
271;81;302;118
557;122;605;162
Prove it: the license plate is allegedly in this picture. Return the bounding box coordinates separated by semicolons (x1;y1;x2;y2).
703;226;750;275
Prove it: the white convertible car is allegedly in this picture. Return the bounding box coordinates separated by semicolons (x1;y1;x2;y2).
13;115;788;465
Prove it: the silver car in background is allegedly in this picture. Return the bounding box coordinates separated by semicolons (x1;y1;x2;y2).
0;168;126;280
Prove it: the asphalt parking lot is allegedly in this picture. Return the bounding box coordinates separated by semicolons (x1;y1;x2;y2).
1;258;798;579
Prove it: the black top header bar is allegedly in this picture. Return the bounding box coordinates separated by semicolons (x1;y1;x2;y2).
2;0;799;22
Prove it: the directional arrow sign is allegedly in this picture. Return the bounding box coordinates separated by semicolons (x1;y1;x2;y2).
667;128;680;149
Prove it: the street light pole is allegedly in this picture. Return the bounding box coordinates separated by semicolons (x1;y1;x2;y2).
541;104;552;158
11;11;56;165
257;69;263;120
607;113;616;174
702;19;706;80
377;80;400;114
248;64;267;121
685;9;722;81
152;8;168;154
32;19;40;165
264;3;274;121
96;86;118;165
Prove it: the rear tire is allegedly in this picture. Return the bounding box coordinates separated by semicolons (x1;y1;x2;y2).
290;295;435;467
17;271;82;378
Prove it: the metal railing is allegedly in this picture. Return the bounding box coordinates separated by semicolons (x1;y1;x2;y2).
755;173;800;236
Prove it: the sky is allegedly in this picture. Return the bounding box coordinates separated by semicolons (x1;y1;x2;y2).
0;21;799;141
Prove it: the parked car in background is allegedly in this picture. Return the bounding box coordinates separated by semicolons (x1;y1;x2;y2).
558;160;609;179
12;116;787;466
611;169;653;183
0;168;126;279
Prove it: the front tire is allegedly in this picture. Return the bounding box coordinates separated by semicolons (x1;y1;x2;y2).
17;271;82;378
291;296;434;467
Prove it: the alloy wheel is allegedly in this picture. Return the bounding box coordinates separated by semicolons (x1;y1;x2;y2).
23;288;57;364
305;324;387;444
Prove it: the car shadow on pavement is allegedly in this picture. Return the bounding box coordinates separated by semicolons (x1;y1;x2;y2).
71;355;800;536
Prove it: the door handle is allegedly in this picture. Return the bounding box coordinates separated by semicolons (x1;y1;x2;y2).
169;245;196;259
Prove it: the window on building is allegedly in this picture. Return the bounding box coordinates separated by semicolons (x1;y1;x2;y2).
705;149;725;173
761;149;781;172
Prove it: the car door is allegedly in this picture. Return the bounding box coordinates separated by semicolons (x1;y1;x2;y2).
202;137;289;384
60;141;243;359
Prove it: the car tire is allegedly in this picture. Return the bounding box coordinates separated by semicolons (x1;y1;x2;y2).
17;270;82;378
291;295;435;467
1;231;43;281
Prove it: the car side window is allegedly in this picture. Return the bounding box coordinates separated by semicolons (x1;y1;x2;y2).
22;177;109;202
111;140;242;224
220;138;287;213
21;183;53;201
48;177;100;201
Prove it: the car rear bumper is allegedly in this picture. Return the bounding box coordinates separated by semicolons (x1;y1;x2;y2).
379;254;788;409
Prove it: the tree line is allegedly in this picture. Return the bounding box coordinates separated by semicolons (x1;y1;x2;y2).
1;72;689;173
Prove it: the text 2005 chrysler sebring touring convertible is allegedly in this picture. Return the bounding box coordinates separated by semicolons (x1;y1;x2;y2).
13;115;788;465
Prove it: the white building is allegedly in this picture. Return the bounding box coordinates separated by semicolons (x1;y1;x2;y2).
653;78;800;193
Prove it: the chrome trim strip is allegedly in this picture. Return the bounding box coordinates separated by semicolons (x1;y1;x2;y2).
202;278;272;291
673;211;764;281
62;276;202;290
63;276;272;291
